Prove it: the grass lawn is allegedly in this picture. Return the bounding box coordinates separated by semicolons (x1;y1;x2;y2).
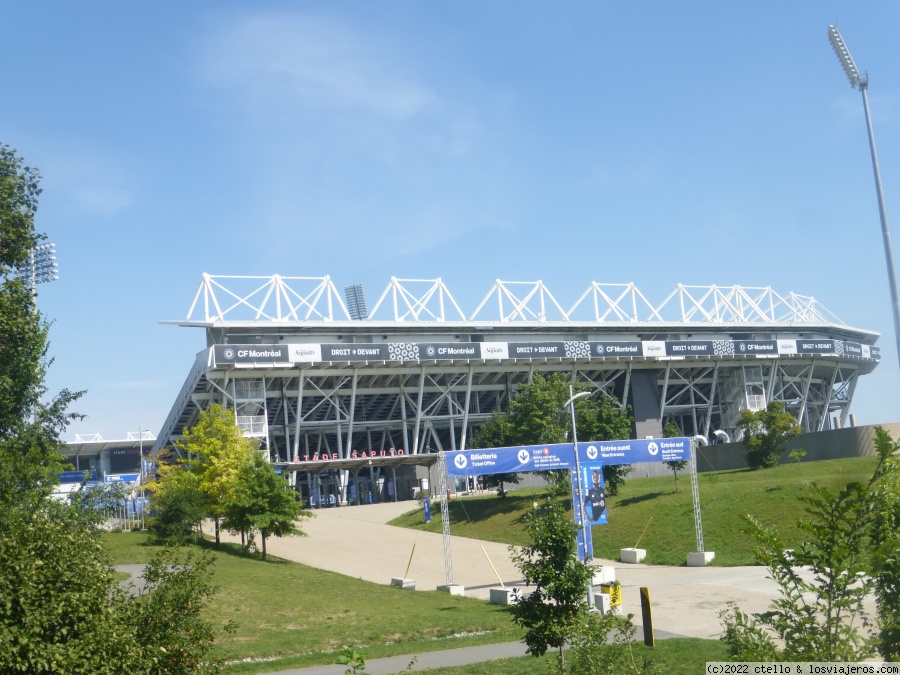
425;637;729;674
389;456;881;566
103;455;877;672
104;531;523;673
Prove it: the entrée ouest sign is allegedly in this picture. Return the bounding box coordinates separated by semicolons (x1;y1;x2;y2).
445;437;690;477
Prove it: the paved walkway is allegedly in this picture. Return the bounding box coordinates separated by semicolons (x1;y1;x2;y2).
206;499;861;674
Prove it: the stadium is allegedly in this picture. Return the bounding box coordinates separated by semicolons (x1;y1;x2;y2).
134;274;882;505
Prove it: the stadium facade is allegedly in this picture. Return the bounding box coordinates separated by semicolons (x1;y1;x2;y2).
151;275;880;502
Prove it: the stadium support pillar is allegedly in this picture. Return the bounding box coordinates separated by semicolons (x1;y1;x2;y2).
401;389;411;453
798;362;815;429
346;369;358;456
704;363;719;439
819;365;840;431
292;371;305;460
460;366;473;450
413;367;425;453
629;369;663;439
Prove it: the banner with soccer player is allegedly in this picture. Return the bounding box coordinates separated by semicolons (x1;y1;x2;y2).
579;462;608;526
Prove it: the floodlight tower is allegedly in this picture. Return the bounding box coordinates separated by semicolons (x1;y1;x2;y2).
828;25;900;370
15;242;59;302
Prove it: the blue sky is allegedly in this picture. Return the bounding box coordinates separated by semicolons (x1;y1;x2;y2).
4;2;899;440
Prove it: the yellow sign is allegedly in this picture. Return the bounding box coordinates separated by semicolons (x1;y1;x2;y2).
599;583;622;606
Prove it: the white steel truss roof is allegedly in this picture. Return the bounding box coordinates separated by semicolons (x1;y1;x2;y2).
176;275;848;327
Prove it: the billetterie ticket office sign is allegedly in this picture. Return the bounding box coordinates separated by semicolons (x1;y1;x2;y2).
445;437;690;477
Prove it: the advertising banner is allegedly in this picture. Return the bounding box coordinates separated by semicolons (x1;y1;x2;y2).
579;462;608;526
733;340;778;357
447;437;692;477
214;344;290;365
507;342;567;358
217;339;879;366
569;468;594;561
445;443;574;476
591;341;643;358
777;339;798;355
105;473;140;483
641;341;666;358
578;437;690;465
795;339;835;354
480;342;509;360
320;343;390;361
842;342;864;358
418;342;482;360
288;344;322;363
666;340;714;357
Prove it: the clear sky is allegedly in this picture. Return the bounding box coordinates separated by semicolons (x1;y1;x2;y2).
4;2;899;441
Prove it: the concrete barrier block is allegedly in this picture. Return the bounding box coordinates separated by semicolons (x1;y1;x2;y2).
620;548;646;564
593;592;612;613
437;584;466;596
391;577;416;590
489;587;516;605
686;551;715;567
592;565;616;585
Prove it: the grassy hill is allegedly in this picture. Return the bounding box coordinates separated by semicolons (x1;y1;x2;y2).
389;455;881;566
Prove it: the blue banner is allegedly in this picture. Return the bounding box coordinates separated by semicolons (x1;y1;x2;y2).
579;462;608;526
446;443;574;476
446;437;692;477
578;437;690;465
569;468;594;560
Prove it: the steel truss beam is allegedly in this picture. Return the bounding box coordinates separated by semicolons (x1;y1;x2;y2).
178;276;850;326
160;356;866;459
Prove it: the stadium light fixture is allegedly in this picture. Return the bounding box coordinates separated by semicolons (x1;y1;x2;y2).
828;25;900;370
14;242;59;301
344;283;369;320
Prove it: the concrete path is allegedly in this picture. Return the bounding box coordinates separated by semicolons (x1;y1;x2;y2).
208;499;863;674
214;499;784;641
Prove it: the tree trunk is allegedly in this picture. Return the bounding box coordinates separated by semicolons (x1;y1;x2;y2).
215;517;220;547
558;643;566;674
261;533;267;561
241;529;246;547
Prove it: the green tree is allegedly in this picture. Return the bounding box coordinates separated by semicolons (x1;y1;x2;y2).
129;547;233;675
868;428;900;660
719;426;900;661
159;404;256;546
662;420;688;492
737;401;801;470
147;460;206;544
223;453;311;561
470;412;520;496
0;145;230;673
0;500;146;673
510;498;594;674
566;611;654;675
472;372;634;496
0;145;83;509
